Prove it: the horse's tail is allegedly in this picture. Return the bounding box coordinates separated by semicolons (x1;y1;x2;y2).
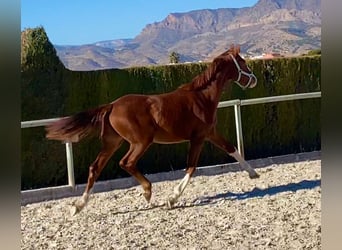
45;103;113;142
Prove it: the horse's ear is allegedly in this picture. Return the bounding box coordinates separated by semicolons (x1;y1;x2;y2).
229;44;240;56
235;45;241;54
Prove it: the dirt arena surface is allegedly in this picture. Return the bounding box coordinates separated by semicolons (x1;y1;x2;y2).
21;159;321;249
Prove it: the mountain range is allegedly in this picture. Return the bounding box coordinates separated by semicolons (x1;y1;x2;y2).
55;0;321;71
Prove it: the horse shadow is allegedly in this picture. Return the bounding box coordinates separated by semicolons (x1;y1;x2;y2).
178;179;321;208
111;179;320;214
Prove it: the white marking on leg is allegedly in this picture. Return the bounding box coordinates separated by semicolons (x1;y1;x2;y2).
167;173;191;208
229;150;259;178
81;192;89;205
71;191;91;216
174;173;191;197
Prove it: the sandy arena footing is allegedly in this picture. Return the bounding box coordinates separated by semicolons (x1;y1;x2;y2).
21;152;321;249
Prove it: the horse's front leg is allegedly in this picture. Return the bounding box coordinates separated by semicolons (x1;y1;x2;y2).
208;131;259;179
167;139;204;209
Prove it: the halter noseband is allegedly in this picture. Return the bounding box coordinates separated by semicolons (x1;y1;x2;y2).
230;54;257;90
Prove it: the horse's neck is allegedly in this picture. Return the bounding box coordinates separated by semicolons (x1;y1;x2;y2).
199;77;226;106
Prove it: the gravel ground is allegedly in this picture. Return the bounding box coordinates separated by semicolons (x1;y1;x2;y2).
21;159;321;249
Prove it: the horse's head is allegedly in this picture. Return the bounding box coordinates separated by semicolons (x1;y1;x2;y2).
215;45;257;90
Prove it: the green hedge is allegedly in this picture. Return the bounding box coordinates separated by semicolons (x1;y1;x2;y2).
21;28;321;190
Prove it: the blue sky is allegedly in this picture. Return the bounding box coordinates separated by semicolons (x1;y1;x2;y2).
21;0;258;45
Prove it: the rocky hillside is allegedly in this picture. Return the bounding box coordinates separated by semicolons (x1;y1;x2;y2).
55;0;321;70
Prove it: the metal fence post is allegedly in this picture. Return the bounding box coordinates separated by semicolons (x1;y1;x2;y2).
234;103;245;158
65;142;75;190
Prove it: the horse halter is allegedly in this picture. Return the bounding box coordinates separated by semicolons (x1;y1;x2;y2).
230;54;257;89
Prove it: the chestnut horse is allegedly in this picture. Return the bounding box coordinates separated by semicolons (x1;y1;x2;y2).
46;45;259;215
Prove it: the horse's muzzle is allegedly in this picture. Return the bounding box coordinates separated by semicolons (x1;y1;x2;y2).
248;74;257;88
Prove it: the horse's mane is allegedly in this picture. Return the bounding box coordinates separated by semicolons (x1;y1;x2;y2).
179;45;240;91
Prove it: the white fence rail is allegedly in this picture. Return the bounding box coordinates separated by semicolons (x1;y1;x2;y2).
21;92;321;191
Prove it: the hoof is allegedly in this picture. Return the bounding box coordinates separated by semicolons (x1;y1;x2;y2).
70;199;86;216
166;197;176;209
70;205;81;216
166;200;173;209
143;191;152;203
249;172;260;179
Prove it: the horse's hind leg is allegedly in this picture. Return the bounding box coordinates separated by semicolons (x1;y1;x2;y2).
72;128;123;215
208;131;259;178
119;142;152;203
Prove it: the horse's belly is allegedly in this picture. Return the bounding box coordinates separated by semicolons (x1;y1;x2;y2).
153;131;188;144
153;138;188;144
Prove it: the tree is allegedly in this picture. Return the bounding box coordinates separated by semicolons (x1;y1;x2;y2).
169;51;180;64
307;49;321;56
